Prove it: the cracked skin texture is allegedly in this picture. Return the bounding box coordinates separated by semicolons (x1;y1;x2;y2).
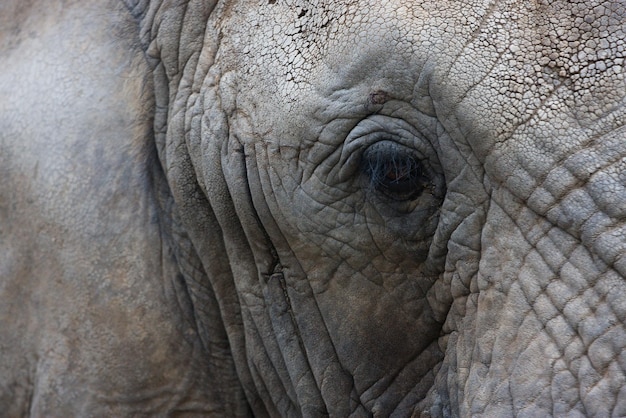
0;0;624;416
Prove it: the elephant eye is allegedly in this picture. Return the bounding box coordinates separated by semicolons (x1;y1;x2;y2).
361;142;430;201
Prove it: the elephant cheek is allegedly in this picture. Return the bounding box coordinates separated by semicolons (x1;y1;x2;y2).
310;265;443;399
443;187;626;417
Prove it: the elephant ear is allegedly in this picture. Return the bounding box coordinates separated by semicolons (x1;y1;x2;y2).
126;1;261;416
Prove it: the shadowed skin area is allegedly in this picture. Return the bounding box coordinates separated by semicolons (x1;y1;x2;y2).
0;0;624;416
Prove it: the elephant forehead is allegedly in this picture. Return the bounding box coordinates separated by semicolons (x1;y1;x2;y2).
229;0;412;85
222;0;441;104
222;0;623;140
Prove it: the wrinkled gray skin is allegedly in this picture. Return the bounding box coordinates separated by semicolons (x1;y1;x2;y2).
1;0;625;416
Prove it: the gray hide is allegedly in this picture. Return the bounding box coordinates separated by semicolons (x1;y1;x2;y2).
0;0;625;416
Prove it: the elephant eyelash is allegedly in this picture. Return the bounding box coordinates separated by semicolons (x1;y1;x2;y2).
361;145;431;201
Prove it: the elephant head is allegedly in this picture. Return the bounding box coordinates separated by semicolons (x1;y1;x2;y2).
134;0;625;415
1;0;624;416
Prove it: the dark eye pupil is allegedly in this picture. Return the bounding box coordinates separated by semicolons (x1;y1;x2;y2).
362;147;429;201
385;163;412;182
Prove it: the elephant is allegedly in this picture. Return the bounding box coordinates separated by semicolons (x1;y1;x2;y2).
0;0;624;416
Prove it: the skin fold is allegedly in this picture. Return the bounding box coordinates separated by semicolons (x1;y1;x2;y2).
0;0;624;416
